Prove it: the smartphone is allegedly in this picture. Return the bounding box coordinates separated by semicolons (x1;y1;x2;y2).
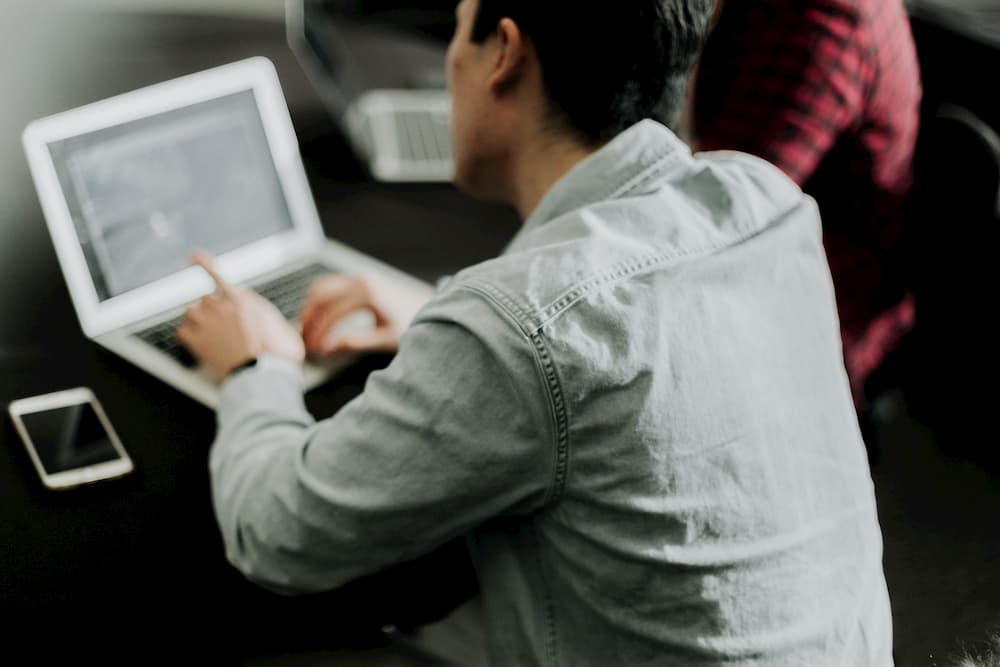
8;387;134;490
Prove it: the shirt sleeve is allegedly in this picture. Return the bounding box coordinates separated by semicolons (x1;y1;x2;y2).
209;288;555;594
692;2;870;185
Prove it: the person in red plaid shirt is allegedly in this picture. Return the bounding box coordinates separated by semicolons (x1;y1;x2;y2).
690;0;922;420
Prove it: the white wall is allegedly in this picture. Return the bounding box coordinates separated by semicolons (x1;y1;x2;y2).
27;0;286;19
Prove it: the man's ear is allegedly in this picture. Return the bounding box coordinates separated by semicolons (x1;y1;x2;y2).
488;17;529;94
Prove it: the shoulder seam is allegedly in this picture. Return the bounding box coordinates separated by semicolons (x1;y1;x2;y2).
448;283;570;507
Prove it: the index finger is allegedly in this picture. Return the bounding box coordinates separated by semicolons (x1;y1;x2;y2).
191;251;232;296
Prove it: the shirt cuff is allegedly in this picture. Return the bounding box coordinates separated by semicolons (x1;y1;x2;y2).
255;354;305;380
219;354;305;404
218;354;307;417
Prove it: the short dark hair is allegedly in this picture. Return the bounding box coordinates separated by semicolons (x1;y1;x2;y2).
470;1;714;144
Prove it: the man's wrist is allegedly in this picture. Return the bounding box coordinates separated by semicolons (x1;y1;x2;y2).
225;356;258;379
224;354;303;382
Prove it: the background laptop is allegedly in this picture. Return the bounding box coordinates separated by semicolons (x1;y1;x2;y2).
286;0;455;182
22;56;432;409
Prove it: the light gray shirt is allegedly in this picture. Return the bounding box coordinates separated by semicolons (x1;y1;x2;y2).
211;120;893;666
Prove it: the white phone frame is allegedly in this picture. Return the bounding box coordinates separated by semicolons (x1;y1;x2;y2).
8;387;134;490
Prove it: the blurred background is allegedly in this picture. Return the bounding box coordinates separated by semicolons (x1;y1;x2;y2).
41;0;285;17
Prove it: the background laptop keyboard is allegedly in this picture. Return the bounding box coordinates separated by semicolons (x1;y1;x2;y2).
135;263;330;367
395;110;451;163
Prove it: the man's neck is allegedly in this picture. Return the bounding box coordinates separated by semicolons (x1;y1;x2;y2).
510;130;601;221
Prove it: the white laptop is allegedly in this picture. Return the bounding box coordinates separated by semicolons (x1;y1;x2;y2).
286;0;453;182
22;56;432;409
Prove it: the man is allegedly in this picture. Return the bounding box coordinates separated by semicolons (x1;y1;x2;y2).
178;1;893;664
689;0;923;417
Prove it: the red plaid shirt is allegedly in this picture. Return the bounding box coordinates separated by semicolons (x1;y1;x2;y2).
693;0;922;405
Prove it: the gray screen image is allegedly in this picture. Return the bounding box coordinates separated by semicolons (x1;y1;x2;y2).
47;90;294;301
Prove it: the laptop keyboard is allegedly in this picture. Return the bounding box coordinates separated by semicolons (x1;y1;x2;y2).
136;317;197;367
255;263;330;319
135;263;331;367
395;110;451;163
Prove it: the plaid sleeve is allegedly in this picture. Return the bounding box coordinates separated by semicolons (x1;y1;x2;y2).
693;1;871;186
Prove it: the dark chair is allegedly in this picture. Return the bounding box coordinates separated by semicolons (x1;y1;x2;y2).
902;99;1000;466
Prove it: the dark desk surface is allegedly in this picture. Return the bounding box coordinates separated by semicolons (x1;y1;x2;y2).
0;7;515;660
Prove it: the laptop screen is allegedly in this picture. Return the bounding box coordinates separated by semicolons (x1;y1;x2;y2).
44;89;294;301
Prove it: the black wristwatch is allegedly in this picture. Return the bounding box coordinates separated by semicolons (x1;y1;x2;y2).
227;357;258;379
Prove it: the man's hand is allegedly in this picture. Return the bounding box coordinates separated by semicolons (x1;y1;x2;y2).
177;253;305;381
299;275;417;357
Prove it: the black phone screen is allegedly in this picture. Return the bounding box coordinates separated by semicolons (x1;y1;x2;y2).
18;402;121;474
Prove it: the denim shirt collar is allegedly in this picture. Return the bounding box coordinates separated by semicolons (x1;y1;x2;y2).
509;120;692;252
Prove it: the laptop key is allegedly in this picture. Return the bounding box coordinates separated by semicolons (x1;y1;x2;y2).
255;263;329;320
135;316;197;367
160;340;197;367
